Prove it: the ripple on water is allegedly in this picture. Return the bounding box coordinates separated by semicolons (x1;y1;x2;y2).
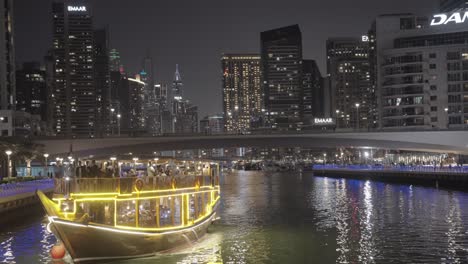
1;172;468;263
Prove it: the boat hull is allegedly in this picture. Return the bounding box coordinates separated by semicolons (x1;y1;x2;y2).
49;210;217;263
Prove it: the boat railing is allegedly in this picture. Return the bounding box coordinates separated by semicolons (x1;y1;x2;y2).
54;175;219;195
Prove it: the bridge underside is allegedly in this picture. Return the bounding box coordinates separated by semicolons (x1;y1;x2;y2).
35;131;468;157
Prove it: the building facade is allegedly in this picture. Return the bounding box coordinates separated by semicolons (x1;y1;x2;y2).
51;2;95;136
261;25;303;131
128;77;146;134
327;38;373;130
373;13;468;130
94;28;111;136
440;0;468;12
200;115;224;134
0;0;15;111
15;62;48;122
221;54;262;133
302;60;324;127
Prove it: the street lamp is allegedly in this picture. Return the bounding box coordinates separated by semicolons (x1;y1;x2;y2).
117;114;121;136
110;157;117;177
335;110;340;129
323;153;327;164
355;103;360;130
44;153;49;178
133;157;138;168
5;150;12;178
444;108;449;129
111;108;115;135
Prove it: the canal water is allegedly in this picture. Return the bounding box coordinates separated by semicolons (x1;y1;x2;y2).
1;171;468;263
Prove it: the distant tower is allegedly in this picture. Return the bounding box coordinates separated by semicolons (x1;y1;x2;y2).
172;64;183;100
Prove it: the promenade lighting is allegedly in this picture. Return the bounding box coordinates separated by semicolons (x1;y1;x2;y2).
110;157;117;177
44;153;49;177
5;150;12;178
355;103;360;130
117;114;121;136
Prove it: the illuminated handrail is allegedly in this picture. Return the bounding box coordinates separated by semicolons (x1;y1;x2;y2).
54;175;220;195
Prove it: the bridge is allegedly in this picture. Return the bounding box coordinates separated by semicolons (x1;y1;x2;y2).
35;130;468;157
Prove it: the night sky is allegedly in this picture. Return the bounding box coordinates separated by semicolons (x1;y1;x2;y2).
14;0;438;118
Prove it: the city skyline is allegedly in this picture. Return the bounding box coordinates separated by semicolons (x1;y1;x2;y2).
14;0;437;118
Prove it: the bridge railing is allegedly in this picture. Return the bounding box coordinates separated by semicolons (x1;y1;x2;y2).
54;175;219;195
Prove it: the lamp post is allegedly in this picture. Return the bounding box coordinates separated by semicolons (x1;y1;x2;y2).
110;157;117;177
111;108;115;135
5;150;12;178
335;110;340;129
133;157;138;169
444;107;449;129
117;114;121;136
44;153;49;178
355;103;360;130
323;153;327;165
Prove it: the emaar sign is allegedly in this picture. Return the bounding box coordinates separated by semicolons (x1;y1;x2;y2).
430;11;468;26
67;6;87;12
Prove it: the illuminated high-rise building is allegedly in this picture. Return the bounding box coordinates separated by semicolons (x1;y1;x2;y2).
94;28;111;136
51;2;95;136
15;62;47;121
109;48;122;72
327;37;372;130
302;60;324;126
0;0;15;111
261;25;303;131
221;54;262;133
172;64;183;100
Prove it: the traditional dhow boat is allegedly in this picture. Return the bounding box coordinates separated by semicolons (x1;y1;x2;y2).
37;168;221;263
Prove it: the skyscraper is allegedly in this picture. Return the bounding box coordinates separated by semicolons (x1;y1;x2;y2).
261;25;303;131
440;0;468;12
15;62;48;121
94;28;111;136
128;77;146;134
302;60;324;126
221;54;262;133
172;64;183;100
51;2;95;136
0;0;15;111
109;48;122;72
327;37;372;130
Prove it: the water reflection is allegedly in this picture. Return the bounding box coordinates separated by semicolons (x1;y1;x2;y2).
1;172;468;263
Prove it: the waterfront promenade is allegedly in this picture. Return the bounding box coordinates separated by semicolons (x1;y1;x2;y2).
0;179;54;215
311;164;468;188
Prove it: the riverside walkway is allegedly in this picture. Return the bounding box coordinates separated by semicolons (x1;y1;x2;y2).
0;179;54;214
310;165;468;188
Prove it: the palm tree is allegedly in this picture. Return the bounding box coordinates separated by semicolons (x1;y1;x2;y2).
0;138;44;179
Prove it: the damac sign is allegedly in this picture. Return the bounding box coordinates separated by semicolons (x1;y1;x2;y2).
430;11;468;26
67;6;87;12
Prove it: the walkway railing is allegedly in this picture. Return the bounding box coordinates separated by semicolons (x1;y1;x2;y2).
312;164;468;174
0;179;54;198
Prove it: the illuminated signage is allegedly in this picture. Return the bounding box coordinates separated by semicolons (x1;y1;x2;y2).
362;35;369;42
314;118;335;125
67;6;87;12
430;11;468;26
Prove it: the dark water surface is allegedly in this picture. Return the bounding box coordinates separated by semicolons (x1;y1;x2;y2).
1;171;468;263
